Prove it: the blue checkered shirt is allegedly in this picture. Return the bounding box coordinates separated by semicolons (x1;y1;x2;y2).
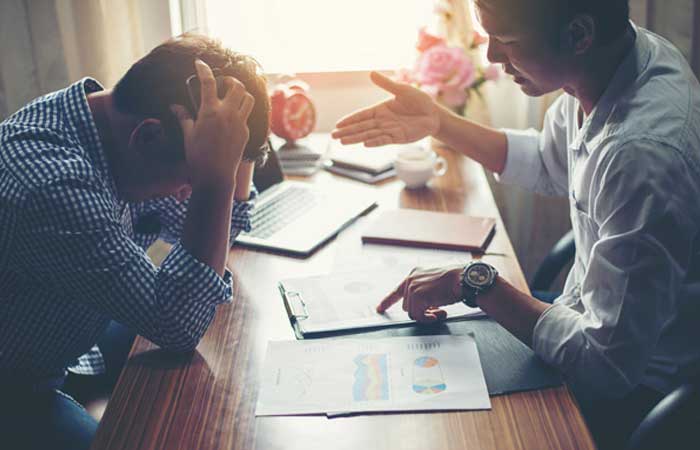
0;78;254;380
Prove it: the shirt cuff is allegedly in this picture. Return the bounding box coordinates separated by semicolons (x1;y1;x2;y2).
494;128;542;189
231;185;257;235
532;302;583;369
161;242;233;306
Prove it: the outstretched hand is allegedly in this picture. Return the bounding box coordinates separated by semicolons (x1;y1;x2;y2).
331;71;441;147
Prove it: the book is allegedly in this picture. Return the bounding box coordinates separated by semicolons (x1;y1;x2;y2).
324;161;396;184
270;133;328;161
361;209;496;252
328;140;401;174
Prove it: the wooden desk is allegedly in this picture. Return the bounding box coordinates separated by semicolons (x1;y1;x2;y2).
91;148;596;450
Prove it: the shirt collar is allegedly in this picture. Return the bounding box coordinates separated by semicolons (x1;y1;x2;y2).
570;22;652;154
61;77;121;204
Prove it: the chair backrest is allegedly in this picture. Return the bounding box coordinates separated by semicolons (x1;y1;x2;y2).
529;230;575;292
626;377;700;450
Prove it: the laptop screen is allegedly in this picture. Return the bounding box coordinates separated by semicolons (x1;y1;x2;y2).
252;141;284;193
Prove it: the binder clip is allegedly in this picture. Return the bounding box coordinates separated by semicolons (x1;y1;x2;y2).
286;291;309;321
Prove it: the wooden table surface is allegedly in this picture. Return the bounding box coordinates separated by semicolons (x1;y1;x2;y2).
91;146;596;450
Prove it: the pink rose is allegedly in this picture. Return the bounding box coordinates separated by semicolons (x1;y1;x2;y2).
440;86;468;108
394;68;415;84
414;43;476;101
416;27;446;52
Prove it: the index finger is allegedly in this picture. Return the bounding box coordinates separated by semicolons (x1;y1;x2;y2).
376;278;407;313
194;59;217;109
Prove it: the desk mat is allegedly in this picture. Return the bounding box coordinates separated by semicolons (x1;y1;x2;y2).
296;317;563;396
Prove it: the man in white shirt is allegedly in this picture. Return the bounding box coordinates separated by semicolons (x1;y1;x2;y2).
332;0;700;447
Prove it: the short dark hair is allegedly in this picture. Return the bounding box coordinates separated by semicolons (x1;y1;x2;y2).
113;33;270;164
475;0;630;46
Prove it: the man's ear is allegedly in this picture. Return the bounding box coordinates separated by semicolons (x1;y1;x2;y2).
560;14;596;55
128;119;167;159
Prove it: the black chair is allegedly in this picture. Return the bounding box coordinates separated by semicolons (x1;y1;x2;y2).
626;376;700;450
529;229;575;293
530;230;700;450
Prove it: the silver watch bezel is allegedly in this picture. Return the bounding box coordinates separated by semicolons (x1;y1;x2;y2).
463;261;498;290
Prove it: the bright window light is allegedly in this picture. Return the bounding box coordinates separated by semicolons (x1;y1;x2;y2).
203;0;435;73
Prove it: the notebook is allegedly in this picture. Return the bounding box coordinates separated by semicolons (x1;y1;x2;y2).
361;209;496;253
324;161;396;184
327;140;401;174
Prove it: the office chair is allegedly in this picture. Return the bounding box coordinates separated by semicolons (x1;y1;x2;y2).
530;230;700;450
626;376;700;450
529;229;575;292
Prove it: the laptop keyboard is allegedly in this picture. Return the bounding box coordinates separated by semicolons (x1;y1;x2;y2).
246;186;319;239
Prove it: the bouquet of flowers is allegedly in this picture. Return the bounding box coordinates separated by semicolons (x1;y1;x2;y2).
397;13;500;110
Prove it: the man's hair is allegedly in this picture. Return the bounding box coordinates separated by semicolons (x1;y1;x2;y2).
476;0;630;47
112;33;270;164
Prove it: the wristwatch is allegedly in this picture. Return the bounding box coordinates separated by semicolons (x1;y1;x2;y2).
459;261;499;308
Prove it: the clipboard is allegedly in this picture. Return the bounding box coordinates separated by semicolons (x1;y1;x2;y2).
278;266;484;339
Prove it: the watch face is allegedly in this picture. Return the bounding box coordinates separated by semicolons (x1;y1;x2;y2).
466;263;492;288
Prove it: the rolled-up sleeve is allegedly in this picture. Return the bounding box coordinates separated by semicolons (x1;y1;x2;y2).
495;95;570;197
532;142;696;397
14;178;234;352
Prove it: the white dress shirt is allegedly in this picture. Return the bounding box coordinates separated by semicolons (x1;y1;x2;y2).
497;23;700;397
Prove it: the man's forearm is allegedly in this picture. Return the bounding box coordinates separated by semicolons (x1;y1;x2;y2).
435;106;509;174
234;161;255;201
476;277;550;347
181;180;236;277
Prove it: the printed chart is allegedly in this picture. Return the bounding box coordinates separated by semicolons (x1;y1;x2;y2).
256;335;491;416
353;354;390;401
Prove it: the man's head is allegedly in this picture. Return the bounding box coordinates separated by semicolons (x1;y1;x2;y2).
474;0;630;96
107;34;270;201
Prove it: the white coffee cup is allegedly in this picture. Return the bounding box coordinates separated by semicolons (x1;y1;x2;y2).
394;146;448;189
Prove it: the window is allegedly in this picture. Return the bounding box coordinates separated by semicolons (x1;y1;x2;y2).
202;0;435;73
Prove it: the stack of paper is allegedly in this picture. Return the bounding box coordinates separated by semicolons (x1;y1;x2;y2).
256;335;491;416
324;139;406;183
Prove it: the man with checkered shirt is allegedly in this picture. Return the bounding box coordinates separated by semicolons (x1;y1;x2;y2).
0;34;270;449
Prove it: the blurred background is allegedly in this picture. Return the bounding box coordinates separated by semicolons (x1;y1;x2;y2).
1;0;698;286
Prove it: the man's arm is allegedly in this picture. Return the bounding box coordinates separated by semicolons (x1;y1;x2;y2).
434;106;508;174
333;71;570;197
130;167;256;250
234;160;255;201
15;179;232;352
376;264;549;346
176;59;255;276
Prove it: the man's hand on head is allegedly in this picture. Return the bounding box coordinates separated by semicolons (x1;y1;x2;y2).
171;59;255;193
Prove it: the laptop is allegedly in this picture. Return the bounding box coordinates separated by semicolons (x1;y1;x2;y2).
235;144;377;256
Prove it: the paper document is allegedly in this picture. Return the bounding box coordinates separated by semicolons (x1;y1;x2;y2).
280;264;484;335
256;335;491;416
